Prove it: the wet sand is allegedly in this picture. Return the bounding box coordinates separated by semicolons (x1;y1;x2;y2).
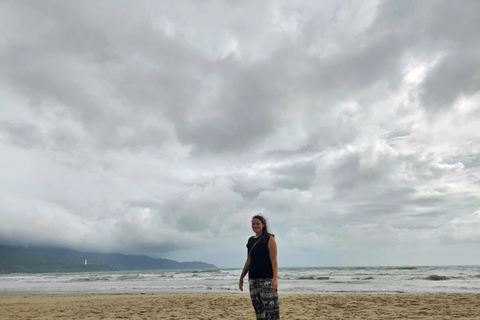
1;292;480;319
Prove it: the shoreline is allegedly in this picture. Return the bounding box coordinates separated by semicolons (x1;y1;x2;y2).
2;293;480;319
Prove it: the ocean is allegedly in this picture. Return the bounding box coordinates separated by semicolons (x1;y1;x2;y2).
1;265;479;294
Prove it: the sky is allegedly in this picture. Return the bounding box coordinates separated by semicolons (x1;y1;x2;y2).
1;0;480;268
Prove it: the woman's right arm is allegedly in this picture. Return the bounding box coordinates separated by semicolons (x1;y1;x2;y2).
238;255;251;291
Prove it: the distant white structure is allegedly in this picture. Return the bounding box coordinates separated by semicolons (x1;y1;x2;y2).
85;259;87;265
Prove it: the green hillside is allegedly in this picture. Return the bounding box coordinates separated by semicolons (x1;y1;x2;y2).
0;245;217;274
0;246;116;273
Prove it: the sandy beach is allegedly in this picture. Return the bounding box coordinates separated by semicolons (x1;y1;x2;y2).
1;293;480;319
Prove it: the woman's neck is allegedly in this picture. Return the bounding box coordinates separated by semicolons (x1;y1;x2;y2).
254;232;262;238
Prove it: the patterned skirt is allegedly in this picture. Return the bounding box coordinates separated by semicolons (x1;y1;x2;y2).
248;278;280;320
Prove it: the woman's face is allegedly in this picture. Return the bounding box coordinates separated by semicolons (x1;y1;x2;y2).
251;218;264;234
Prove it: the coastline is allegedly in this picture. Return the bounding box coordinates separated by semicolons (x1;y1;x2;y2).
2;292;480;319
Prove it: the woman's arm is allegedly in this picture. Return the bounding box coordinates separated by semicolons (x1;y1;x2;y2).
239;255;251;291
268;235;278;292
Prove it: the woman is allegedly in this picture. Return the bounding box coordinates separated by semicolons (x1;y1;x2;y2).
239;215;280;319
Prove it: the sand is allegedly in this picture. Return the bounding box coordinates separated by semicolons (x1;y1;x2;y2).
1;292;480;319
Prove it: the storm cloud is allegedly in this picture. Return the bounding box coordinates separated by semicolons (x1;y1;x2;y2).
1;0;479;267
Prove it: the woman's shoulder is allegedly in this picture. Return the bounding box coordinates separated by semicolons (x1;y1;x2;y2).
267;234;276;243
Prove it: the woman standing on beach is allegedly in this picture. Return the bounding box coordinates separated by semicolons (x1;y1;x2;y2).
239;215;280;319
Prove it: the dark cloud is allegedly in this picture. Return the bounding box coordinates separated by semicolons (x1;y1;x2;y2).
329;146;399;200
444;154;480;169
420;52;480;111
0;120;43;148
374;0;480;112
271;161;316;190
170;61;293;153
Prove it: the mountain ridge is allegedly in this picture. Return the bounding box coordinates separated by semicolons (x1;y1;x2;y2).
0;245;217;274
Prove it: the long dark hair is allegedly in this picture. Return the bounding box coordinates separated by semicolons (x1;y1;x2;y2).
252;214;274;243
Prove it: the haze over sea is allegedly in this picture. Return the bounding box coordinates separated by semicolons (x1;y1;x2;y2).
1;265;479;295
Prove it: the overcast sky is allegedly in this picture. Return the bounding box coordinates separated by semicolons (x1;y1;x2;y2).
1;0;480;268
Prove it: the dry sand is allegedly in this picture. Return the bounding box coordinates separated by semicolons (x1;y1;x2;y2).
1;293;480;319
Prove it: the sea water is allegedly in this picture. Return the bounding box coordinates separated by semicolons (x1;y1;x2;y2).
1;265;479;294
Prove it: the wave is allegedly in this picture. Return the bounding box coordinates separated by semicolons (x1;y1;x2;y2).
70;276;112;282
297;276;330;280
353;277;374;280
190;269;221;274
426;275;449;281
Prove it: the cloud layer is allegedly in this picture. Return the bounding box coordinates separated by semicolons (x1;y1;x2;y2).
1;0;479;267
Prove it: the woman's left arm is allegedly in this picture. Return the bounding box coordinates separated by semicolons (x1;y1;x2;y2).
268;235;278;292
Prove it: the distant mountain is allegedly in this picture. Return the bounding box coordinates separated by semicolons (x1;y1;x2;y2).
0;245;217;274
0;245;117;273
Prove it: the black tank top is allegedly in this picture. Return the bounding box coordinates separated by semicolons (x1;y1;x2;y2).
247;235;273;279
